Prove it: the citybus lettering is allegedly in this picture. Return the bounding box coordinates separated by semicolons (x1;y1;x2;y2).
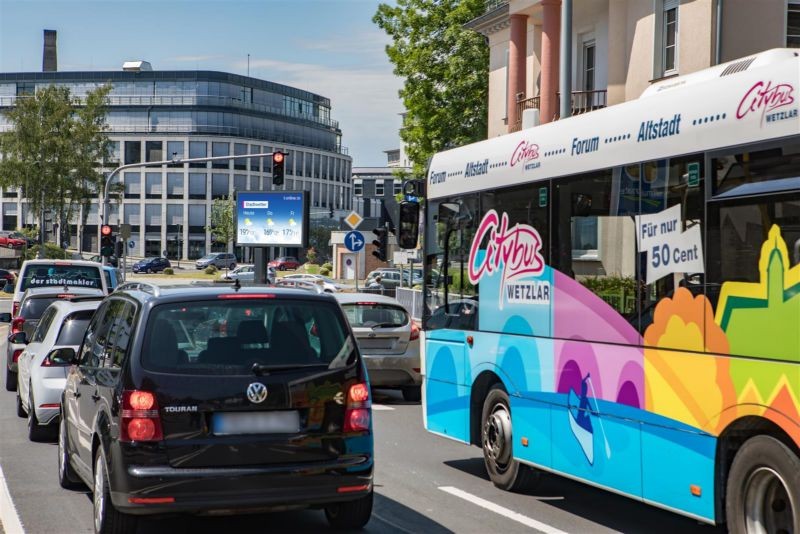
510;140;539;167
736;81;795;124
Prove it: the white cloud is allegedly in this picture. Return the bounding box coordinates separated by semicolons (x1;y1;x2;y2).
238;57;404;166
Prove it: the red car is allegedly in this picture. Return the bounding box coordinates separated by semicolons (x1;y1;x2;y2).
268;256;301;271
0;231;25;249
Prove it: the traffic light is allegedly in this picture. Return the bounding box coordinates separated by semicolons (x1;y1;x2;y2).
371;226;388;262
272;151;286;186
100;225;114;257
115;239;124;258
329;206;334;218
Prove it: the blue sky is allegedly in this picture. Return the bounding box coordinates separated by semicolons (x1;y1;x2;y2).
0;0;405;166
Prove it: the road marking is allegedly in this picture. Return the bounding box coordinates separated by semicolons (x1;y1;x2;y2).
0;465;24;534
439;486;568;534
372;404;395;411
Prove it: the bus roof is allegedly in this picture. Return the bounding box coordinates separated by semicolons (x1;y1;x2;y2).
427;48;800;200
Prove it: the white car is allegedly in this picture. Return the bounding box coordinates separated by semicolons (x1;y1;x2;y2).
16;298;102;441
283;273;341;293
220;265;276;284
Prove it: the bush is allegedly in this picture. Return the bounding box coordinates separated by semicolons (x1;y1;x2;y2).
24;243;68;260
204;265;218;275
319;268;330;276
301;263;320;274
163;268;174;275
322;262;333;271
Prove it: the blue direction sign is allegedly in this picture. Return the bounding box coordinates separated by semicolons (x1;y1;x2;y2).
344;230;365;252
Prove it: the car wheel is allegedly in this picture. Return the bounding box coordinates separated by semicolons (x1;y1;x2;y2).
146;268;153;274
481;386;539;492
58;413;84;490
279;265;285;271
726;435;800;533
27;387;50;442
6;243;12;249
5;367;16;392
402;386;421;402
94;449;138;534
324;490;373;530
16;389;25;418
229;263;236;270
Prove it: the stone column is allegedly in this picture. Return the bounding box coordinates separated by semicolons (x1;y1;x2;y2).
540;0;561;124
507;14;528;132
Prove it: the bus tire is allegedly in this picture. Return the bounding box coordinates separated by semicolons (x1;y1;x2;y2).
725;434;800;533
481;386;539;492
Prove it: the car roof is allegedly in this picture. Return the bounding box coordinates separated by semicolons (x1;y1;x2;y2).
46;298;103;315
334;292;406;306
22;286;105;299
21;259;102;269
115;282;337;305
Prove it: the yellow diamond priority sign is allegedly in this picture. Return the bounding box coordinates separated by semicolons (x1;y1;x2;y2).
344;211;363;230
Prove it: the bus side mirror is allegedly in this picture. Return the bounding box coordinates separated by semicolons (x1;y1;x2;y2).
398;201;420;249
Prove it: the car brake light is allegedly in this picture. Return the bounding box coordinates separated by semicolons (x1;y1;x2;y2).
344;382;371;433
356;302;378;306
12;349;22;363
410;321;420;341
11;317;24;334
120;390;163;442
217;293;277;299
11;301;19;317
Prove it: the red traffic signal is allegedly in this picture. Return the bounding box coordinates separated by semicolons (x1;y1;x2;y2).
273;152;284;164
101;225;112;236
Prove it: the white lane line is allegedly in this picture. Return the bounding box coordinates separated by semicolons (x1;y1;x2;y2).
372;404;395;411
439;486;568;534
0;465;25;534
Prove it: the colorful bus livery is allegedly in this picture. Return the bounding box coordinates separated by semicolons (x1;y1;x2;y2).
420;49;800;531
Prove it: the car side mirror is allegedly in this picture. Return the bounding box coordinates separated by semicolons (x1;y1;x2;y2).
0;312;10;323
398;201;420;249
10;331;28;345
48;347;77;366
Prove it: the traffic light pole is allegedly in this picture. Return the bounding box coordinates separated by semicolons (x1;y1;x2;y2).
101;152;277;263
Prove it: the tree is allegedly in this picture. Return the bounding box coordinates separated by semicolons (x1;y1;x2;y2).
207;196;236;248
374;0;488;175
0;84;111;246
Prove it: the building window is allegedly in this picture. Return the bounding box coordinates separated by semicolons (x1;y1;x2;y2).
789;1;800;47
212;174;229;199
212;142;229;169
123;172;141;199
393;180;402;195
145;172;162;199
124;141;141;165
354;180;363;196
250;145;261;172
104;141;120;166
376;180;385;196
145;141;163;163
233;174;247;192
582;39;596;92
189;141;206;168
166;173;184;199
188;173;207;199
167;140;184;167
655;0;679;77
233;143;248;171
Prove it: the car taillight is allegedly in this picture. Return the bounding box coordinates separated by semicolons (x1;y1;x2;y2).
120;390;163;442
11;301;19;317
11;317;24;334
11;349;22;363
343;382;371;433
410;321;420;341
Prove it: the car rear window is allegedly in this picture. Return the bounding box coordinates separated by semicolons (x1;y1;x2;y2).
341;303;408;328
55;310;95;346
21;265;102;291
21;297;59;319
142;299;355;375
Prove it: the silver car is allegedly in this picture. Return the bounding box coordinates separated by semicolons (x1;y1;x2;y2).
335;293;421;401
220;265;276;284
195;252;237;270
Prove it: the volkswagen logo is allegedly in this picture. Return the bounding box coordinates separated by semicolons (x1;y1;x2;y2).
246;382;268;404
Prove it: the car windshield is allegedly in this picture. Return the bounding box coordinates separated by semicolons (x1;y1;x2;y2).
200;255;216;260
21;265;103;291
21;297;60;319
341;303;408;328
141;299;355;375
55;309;94;345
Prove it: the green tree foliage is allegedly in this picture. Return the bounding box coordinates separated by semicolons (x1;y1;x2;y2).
207;196;236;247
374;0;488;174
0;84;111;242
308;225;332;262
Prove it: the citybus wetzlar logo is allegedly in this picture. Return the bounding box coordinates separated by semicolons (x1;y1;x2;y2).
509;140;540;167
468;210;545;302
736;80;795;126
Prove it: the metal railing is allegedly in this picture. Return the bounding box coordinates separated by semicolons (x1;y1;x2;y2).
511;90;607;131
484;0;508;14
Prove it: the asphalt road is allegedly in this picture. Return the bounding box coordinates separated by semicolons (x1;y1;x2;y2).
0;296;725;533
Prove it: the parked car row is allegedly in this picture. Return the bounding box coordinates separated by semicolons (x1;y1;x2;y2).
1;259;377;533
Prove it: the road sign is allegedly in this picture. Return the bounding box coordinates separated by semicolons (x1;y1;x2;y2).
344;230;365;252
128;240;135;249
344;211;363;230
687;162;700;187
120;223;131;239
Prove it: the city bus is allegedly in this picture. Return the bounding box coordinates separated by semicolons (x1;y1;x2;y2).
404;48;800;531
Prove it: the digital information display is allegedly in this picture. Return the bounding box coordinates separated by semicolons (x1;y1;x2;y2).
235;191;309;247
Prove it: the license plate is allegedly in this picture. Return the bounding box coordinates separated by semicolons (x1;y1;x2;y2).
212;411;300;435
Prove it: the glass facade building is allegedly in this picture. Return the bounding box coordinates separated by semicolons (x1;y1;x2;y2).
0;70;352;259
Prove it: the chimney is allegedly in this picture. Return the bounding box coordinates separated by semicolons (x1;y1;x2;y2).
43;29;57;72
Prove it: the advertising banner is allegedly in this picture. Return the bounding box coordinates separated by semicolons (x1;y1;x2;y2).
235;191;308;247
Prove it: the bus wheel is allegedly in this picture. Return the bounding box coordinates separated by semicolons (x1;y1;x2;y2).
481;386;539;492
726;435;800;533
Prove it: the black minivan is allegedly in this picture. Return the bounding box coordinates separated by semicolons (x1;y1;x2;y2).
58;283;373;534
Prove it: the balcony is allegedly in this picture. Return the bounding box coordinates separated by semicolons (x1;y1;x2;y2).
511;89;606;132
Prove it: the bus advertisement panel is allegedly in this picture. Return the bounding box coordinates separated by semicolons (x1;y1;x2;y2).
419;49;800;529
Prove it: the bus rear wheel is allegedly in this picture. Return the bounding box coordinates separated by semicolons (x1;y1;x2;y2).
481;386;539;492
726;435;800;533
